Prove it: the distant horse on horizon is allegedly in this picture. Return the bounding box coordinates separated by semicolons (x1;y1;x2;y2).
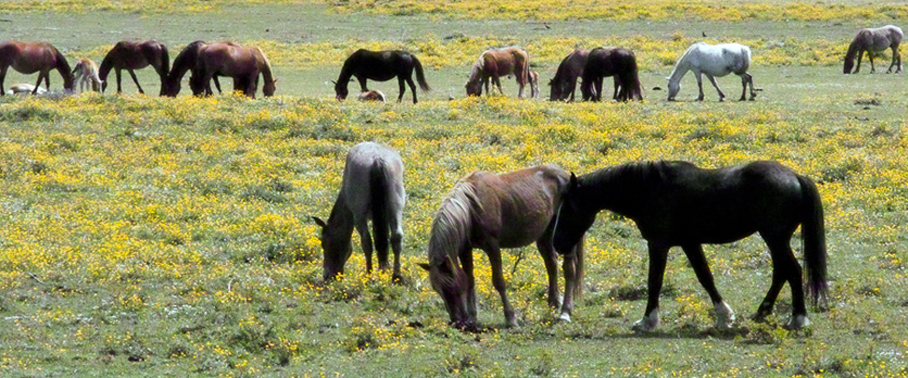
419;165;585;330
333;49;429;103
0;41;74;96
161;40;225;97
189;41;276;99
313;142;406;282
72;58;102;93
99;41;170;95
579;47;642;102
844;25;903;74
465;46;530;98
552;160;827;332
667;42;756;102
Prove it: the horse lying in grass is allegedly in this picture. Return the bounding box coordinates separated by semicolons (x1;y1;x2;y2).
72;58;102;93
314;142;406;282
553;160;827;332
357;90;386;102
465;46;530;98
667;42;756;102
844;25;903;74
6;83;47;96
99;40;170;95
334;49;429;103
0;41;74;96
420;165;585;329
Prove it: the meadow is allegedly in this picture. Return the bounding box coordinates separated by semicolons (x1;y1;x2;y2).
1;1;907;376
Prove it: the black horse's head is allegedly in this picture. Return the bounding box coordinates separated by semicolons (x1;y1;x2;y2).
553;173;598;255
333;80;348;101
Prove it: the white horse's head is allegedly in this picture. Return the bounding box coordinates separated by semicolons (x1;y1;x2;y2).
666;76;680;101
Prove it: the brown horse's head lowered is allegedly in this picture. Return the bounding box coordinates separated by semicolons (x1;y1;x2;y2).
0;41;74;96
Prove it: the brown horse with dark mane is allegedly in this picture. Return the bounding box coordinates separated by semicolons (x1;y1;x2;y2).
99;41;170;95
334;49;430;103
465;46;530;98
161;41;224;97
844;25;903;74
0;41;74;96
420;165;585;329
580;47;642;102
189;41;276;99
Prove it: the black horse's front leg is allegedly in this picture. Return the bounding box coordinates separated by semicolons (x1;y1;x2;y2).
633;242;669;332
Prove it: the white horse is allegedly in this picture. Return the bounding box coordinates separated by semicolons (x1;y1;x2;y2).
313;142;406;282
6;83;47;96
667;42;756;102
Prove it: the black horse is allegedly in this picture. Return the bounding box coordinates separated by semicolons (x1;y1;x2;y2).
552;160;827;331
161;41;224;97
334;49;430;103
579;47;642;102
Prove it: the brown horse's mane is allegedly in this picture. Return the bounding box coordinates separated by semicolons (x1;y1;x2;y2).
844;33;864;63
427;181;479;269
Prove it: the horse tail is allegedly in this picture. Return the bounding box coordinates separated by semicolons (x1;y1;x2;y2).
797;174;828;307
411;55;430;92
621;51;643;101
369;159;391;264
573;236;585;298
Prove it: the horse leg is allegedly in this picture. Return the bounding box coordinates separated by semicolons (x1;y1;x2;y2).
855;50;864;73
681;244;735;329
494;76;505;96
115;69;124;94
406;77;418;104
745;73;756;101
705;74;725;101
762;235;809;329
460;246;478;323
560;249;578;323
32;72;47;94
388;211;404;282
396;77;406;103
633;242;670;332
536;238;562;310
595;78;604;102
694;72;705;101
354;219;374;274
0;66;7;96
213;76;223;94
487;245;517;327
612;76;620;100
126;69;144;94
889;46;900;73
868;51;876;73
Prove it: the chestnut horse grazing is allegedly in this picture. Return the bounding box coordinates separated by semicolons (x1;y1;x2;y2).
99;41;170;95
580;47;642;102
72;58;102;93
357;89;386;102
667;42;756;102
844;25;903;74
334;49;430;103
465;46;530;98
0;41;74;96
313;142;406;282
161;41;224;97
420;165;585;329
553;161;827;332
189;42;276;99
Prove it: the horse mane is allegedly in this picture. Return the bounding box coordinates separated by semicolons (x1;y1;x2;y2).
252;47;275;83
844;33;863;63
157;43;171;79
169;41;204;82
98;52;114;81
668;43;701;81
53;47;74;90
427;181;479;267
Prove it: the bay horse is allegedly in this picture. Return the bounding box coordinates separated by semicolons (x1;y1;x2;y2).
333;49;430;104
667;42;756;102
72;58;102;93
0;41;74;96
552;161;827;332
579;47;642;102
465;46;530;98
161;41;224;97
549;49;589;102
189;41;276;99
844;25;903;74
313;142;406;282
419;165;585;329
99;40;170;95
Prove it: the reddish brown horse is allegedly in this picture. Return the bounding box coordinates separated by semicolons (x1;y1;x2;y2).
189;42;276;99
99;41;170;95
161;41;225;97
0;41;74;96
844;25;903;74
465;47;530;98
580;47;642;102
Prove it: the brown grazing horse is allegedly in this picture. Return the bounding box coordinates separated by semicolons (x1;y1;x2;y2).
844;25;903;74
161;41;224;97
465;46;530;98
549;49;589;102
189;42;276;99
313;142;406;282
72;58;102;93
0;41;74;96
419;165;585;329
334;49;430;104
99;41;170;95
580;47;642;102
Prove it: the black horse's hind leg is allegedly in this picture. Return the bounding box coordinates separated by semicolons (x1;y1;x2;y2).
405;77;418;104
357;76;369;92
396;77;406;103
128;69;144;94
762;235;809;328
634;242;670;332
536;236;562;310
682;244;735;328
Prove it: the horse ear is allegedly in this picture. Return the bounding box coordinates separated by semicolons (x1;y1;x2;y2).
569;172;579;189
418;263;432;272
330;80;337;85
312;216;327;228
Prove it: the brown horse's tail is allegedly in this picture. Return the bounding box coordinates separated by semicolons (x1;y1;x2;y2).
797;174;828;308
412;55;430;92
573;236;585;298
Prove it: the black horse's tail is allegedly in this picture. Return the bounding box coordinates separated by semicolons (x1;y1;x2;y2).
412;55;431;92
370;159;391;267
619;53;643;101
798;174;828;307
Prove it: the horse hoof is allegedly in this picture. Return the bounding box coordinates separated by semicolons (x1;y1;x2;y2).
558;313;572;323
786;315;810;329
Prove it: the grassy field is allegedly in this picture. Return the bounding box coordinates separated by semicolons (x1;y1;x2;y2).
1;1;908;377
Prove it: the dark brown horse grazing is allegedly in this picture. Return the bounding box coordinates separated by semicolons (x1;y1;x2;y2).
465;46;530;98
334;49;430;104
549;48;622;102
419;165;585;329
161;41;224;97
552;161;828;332
844;25;903;74
99;41;170;95
189;42;276;99
0;41;74;96
580;47;642;102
